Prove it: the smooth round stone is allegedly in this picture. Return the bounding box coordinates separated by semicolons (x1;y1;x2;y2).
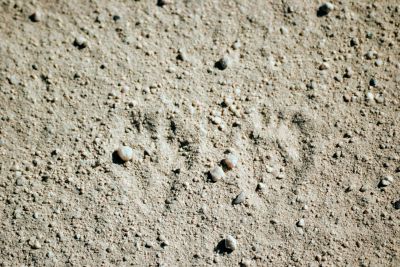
222;153;238;170
215;55;231;70
224;235;237;251
117;146;133;162
210;166;225;182
233;191;246;205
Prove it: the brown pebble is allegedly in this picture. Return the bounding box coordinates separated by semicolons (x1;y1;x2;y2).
221;153;238;170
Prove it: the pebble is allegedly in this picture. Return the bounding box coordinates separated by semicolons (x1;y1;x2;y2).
374;94;385;103
209;166;225;182
8;75;20;85
359;184;368;192
344;67;353;78
221;153;238;170
210;116;223;125
29;11;42;22
375;59;383;66
224;235;237;251
73;36;88;49
394;200;400;210
117;146;134;162
215;55;231;70
232;40;241;50
16;177;25;186
296;219;305;227
177;49;189;61
121;85;130;94
319;62;329;70
233;191;246;205
350;37;359;47
366;51;376;60
241;259;252;267
380;175;393;187
29;238;41;249
317;3;335;16
257;182;266;191
223;96;234;107
369;78;377;87
112;15;121;21
157;0;173;6
365;92;374;102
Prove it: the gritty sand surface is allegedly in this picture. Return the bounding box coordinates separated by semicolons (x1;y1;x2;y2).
0;0;399;266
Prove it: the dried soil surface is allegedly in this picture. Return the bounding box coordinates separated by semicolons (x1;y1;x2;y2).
0;0;399;266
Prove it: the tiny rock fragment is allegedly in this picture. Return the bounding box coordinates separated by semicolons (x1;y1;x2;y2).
317;3;334;17
221;153;238;170
369;78;377;87
379;175;393;187
319;62;329;70
209;166;224;182
394;200;400;210
350;37;359;47
215;55;231;70
29;11;42;22
241;258;252;267
224;235;237;251
232;40;241;50
344;67;353;78
117;146;134;162
257;182;266;191
29;238;41;249
177;49;189;61
366;50;376;60
365;92;374;102
73;36;88;49
157;0;173;6
296;219;305;227
233;191;246;205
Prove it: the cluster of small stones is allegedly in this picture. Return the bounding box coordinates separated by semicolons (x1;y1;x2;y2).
208;152;242;251
209;152;239;182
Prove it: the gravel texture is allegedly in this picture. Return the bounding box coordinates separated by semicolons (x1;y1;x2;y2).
0;0;399;266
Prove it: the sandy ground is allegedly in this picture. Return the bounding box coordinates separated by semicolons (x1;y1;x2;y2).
0;0;399;266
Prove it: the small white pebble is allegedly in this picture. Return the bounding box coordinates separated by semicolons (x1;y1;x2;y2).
74;36;88;49
223;96;234;107
232;40;241;50
375;59;383;66
210;166;224;182
117;146;133;162
366;50;376;60
224;235;237;251
29;11;42;22
297;219;305;227
121;86;129;94
380;175;393;187
257;182;266;191
29;238;41;249
211;116;223;125
365;92;374;101
233;191;246;205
